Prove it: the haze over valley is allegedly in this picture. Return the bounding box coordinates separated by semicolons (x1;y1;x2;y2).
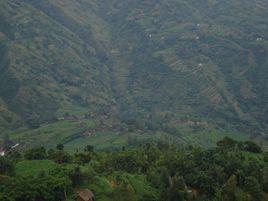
1;1;268;201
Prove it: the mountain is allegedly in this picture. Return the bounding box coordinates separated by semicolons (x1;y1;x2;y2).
0;0;267;146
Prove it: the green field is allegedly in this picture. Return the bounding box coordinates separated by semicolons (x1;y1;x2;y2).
2;116;267;153
64;131;169;152
180;129;250;147
2;118;179;152
2;119;95;150
15;160;58;177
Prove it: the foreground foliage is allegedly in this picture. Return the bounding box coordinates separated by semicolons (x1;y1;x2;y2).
0;138;267;201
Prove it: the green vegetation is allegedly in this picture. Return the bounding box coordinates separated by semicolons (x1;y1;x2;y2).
0;1;268;199
0;0;267;147
1;138;268;200
15;160;57;177
1;119;95;150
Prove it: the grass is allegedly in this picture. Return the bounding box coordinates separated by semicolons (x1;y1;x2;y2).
174;122;250;147
80;172;158;201
4;119;95;150
64;131;120;152
242;151;264;162
1;115;257;153
181;130;249;147
125;173;159;200
81;176;114;201
64;131;169;152
56;105;89;117
3;119;169;153
15;160;57;177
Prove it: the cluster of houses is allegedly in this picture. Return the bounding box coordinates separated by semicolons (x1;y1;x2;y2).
0;143;20;157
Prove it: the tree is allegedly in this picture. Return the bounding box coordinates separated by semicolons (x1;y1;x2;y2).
165;175;187;201
6;150;22;162
24;147;47;160
244;176;262;201
11;172;72;201
3;133;11;151
69;166;83;186
110;151;141;173
193;171;217;197
113;175;137;201
26;114;40;129
56;144;64;151
74;152;92;165
243;141;262;153
84;145;94;152
263;167;268;193
221;175;242;201
48;150;71;164
127;135;137;146
217;137;238;149
235;170;246;187
0;157;14;175
264;152;268;163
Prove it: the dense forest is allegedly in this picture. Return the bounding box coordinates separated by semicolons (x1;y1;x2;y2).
1;137;268;201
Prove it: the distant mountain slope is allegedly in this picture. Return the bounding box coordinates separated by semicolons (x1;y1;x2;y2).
0;0;267;137
0;0;115;127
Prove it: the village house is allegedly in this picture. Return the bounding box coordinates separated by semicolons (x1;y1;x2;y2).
76;189;94;201
0;145;5;156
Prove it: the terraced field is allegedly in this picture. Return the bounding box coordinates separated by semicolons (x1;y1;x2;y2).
0;0;267;149
4;119;94;150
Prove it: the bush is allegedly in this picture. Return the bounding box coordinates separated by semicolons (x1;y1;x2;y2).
24;147;47;160
244;176;262;201
217;137;238;149
243;141;262;153
48;150;72;164
0;157;14;175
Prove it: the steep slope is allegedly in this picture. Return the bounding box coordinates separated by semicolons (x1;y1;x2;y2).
0;0;267;139
0;0;115;127
96;0;268;133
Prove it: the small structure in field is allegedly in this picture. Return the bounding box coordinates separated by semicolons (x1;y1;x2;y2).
11;143;19;149
0;146;5;156
76;189;94;201
0;151;5;156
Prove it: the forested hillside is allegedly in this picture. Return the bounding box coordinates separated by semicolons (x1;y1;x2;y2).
0;0;268;147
